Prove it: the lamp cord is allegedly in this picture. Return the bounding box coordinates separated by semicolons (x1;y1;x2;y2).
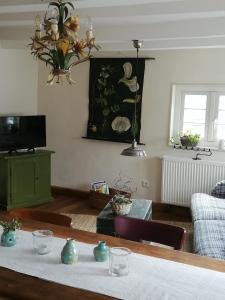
134;46;139;141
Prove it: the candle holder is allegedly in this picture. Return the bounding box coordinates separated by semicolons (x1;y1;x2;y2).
109;247;131;277
32;230;53;255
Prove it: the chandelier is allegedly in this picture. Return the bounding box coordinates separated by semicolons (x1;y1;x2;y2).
30;0;99;85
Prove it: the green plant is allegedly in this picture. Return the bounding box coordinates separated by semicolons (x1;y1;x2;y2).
0;219;21;233
170;134;180;145
184;133;200;143
171;131;200;147
112;194;132;204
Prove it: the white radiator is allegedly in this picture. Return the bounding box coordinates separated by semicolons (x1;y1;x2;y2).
161;156;225;207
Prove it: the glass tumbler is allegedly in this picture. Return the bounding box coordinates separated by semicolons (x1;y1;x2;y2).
32;230;53;255
109;247;131;276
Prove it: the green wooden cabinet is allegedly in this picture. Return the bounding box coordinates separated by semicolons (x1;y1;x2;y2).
0;150;54;211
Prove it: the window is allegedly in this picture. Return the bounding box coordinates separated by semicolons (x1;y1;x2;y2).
170;84;225;148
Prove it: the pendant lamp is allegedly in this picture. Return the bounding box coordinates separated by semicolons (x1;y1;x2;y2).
121;40;147;157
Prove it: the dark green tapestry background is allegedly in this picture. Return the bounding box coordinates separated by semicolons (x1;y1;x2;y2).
87;58;145;143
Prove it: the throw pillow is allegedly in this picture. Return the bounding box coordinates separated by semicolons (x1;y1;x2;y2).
211;180;225;198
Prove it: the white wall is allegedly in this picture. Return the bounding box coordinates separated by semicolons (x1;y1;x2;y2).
0;49;38;115
38;48;225;201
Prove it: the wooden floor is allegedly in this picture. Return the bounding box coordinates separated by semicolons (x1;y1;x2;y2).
0;187;192;222
35;189;192;223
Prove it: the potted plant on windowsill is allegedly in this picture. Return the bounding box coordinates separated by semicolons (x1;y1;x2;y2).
0;219;21;247
171;132;200;147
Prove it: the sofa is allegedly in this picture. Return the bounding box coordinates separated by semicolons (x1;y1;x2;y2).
191;193;225;260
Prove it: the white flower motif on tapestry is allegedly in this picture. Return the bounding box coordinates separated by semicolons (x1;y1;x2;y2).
118;62;140;92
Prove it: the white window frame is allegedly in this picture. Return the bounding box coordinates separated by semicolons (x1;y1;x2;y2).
170;84;225;149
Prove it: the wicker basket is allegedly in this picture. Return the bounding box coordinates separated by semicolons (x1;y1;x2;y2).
89;188;131;210
110;200;132;215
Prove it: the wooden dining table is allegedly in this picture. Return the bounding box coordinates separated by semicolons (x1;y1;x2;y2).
0;216;225;300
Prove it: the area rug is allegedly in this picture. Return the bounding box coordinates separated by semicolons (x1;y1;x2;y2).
63;214;97;233
63;214;193;253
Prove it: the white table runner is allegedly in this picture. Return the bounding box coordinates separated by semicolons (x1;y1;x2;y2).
0;229;225;300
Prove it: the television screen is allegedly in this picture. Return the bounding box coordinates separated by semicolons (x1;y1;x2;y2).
0;115;46;152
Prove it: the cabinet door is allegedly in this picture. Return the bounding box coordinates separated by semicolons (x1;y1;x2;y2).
10;157;38;205
36;155;51;200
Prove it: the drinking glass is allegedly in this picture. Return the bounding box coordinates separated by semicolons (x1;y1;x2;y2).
109;247;131;276
32;230;53;255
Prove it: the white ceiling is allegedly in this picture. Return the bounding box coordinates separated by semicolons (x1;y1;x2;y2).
1;0;225;50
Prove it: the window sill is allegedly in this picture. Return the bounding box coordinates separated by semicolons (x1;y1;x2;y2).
169;144;225;152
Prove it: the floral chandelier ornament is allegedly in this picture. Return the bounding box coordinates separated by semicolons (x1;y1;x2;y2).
30;0;100;85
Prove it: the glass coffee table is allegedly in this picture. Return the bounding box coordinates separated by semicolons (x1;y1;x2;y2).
96;199;152;236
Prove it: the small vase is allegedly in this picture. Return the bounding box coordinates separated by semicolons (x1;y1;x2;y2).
93;241;109;262
61;238;78;264
1;230;16;247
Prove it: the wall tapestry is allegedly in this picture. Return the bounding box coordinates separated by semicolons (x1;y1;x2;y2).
86;58;146;143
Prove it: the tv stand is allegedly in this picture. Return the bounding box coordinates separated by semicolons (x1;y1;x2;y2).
27;148;35;153
8;149;19;155
0;150;54;211
8;148;36;156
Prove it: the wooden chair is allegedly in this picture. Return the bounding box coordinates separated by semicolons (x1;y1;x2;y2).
115;216;186;250
9;208;72;228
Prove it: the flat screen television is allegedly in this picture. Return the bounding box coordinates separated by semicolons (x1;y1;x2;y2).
0;115;46;152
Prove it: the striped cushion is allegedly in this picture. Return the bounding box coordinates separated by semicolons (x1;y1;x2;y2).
193;220;225;260
191;193;225;221
211;180;225;198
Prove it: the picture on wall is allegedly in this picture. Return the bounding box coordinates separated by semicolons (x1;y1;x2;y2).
86;58;146;143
